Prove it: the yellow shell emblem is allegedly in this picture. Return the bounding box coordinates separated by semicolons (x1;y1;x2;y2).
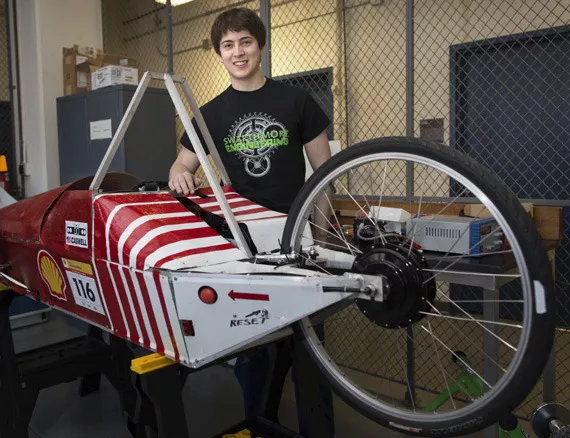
37;250;67;300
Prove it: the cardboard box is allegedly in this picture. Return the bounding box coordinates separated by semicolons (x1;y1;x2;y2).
79;55;139;92
91;65;139;90
102;54;138;69
62;45;104;96
63;44;140;95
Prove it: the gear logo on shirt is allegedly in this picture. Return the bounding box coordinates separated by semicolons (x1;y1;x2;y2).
223;112;289;177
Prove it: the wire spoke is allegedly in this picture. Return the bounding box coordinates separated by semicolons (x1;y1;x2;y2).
296;251;334;276
419;311;522;329
432;290;518;352
403;326;417;412
423;230;504;284
423;300;508;374
428;321;457;410
314;200;357;256
408;165;425;257
420;324;493;391
374;161;388;222
424;269;520;279
434;249;514;259
299;228;362;254
442;299;523;303
336;178;387;244
322;191;357;255
403;188;470;246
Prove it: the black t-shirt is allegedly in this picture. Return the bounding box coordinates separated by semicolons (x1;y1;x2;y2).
180;78;330;213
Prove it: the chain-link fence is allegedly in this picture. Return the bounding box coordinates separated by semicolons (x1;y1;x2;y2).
102;0;169;78
410;0;569;423
101;0;570;429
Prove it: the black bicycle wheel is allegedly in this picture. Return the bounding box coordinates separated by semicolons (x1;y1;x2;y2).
281;136;555;436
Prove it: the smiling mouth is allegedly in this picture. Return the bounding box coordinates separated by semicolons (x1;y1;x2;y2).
234;60;248;67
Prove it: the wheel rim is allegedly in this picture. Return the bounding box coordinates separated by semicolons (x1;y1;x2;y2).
286;149;537;428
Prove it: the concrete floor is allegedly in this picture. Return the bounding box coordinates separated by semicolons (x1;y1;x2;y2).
9;309;515;438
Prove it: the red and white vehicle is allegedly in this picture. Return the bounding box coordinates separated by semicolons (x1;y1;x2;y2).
0;72;555;437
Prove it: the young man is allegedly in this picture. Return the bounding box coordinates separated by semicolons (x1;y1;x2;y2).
169;8;332;240
169;7;334;437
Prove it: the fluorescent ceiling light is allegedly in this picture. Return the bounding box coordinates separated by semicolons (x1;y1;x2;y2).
155;0;195;6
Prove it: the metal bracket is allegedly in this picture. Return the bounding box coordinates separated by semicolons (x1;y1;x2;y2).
89;71;252;258
0;271;32;292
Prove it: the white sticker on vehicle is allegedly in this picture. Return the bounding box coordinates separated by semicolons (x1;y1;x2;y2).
65;270;105;315
66;221;88;249
61;258;105;315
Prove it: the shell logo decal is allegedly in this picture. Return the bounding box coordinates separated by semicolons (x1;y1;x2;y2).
37;250;67;301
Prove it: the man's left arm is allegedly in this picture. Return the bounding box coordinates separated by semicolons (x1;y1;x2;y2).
304;130;332;245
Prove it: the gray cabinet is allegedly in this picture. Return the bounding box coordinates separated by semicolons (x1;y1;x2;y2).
56;84;177;185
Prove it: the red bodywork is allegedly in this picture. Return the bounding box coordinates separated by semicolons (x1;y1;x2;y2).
0;175;135;329
0;173;287;353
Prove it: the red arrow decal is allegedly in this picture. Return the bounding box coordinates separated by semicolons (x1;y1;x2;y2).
228;290;270;301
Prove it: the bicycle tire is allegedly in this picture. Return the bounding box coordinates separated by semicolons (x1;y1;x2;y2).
281;136;555;436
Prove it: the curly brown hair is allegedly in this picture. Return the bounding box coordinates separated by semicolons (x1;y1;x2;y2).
210;8;267;55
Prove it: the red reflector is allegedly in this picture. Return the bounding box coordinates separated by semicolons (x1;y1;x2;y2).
198;286;218;304
181;320;195;336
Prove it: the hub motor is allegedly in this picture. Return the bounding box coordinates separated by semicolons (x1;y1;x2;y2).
352;237;436;329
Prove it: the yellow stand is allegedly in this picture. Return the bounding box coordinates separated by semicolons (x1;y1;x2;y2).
130;353;256;438
223;430;252;438
130;352;177;375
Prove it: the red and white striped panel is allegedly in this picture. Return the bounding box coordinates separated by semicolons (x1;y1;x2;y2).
93;259;186;361
186;187;288;223
92;192;247;269
184;188;289;254
90;189;287;353
91;192;240;356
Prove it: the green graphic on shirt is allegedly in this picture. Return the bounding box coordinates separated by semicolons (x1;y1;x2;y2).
229;112;288;178
223;129;289;152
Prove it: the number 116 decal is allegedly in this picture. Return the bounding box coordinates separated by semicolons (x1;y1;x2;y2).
72;276;96;301
66;271;105;315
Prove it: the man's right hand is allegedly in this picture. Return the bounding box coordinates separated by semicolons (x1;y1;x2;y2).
169;170;202;195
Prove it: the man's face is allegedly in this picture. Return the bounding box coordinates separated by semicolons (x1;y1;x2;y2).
218;29;263;81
